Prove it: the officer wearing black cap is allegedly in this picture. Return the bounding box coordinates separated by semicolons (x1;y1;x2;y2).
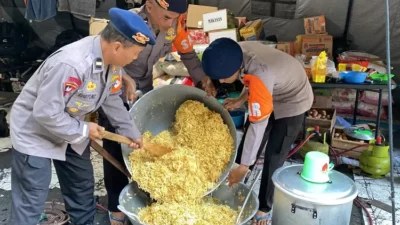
8;8;154;225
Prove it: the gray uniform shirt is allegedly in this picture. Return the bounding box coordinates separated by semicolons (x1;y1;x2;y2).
239;41;314;166
10;36;141;161
124;7;205;90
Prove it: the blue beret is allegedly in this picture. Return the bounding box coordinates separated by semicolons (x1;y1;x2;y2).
202;38;243;80
155;0;188;14
109;8;156;46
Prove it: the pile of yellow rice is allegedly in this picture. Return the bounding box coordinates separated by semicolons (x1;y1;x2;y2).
128;100;237;225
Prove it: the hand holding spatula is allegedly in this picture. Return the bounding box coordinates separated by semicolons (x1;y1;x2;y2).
100;130;172;157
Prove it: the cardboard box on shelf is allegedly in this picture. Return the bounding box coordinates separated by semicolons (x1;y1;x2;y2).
239;19;265;41
295;35;303;55
300;34;333;57
331;124;375;159
89;18;108;35
186;4;218;28
235;17;247;29
276;42;295;56
306;108;336;132
304;15;326;35
313;95;332;108
188;29;209;44
203;9;235;32
208;29;238;43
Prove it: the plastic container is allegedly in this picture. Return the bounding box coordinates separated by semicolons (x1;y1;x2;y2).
301;151;333;183
229;110;245;128
339;71;368;84
369;73;394;82
312;51;327;83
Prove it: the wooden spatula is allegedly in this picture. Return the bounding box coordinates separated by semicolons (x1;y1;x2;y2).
101;130;173;157
90;140;131;178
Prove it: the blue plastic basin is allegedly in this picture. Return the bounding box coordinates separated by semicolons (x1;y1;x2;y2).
229;110;245;128
339;71;368;84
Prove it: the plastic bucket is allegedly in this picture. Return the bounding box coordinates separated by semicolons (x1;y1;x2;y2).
229;110;245;128
301;151;333;183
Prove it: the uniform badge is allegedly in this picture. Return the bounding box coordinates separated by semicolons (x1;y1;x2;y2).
132;32;150;45
157;0;169;10
87;81;96;91
110;74;122;94
165;28;176;41
68;108;79;113
64;77;82;96
75;101;89;108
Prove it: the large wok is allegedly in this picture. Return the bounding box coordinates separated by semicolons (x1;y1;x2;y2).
121;84;238;196
118;181;259;225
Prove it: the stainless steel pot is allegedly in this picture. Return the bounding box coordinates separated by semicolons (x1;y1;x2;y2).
118;181;259;225
271;165;358;225
121;85;237;196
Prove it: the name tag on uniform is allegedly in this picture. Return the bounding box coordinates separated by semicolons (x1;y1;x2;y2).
76;92;97;100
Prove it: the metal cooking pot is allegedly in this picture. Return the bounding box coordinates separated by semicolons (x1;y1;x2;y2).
118;181;259;225
271;165;358;225
121;85;238;196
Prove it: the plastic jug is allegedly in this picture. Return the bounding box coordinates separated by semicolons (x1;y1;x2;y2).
312;51;327;83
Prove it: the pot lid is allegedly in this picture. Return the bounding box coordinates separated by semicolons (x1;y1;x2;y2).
344;127;375;140
272;165;358;205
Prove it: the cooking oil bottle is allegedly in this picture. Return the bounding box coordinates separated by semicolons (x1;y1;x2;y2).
312;51;327;83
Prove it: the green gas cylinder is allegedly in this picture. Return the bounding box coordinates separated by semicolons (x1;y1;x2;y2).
300;127;329;157
359;137;390;178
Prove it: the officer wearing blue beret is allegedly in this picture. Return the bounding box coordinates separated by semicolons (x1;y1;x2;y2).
8;8;155;225
202;38;313;225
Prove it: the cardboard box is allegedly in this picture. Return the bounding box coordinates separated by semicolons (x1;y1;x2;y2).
89;18;108;35
304;15;326;35
186;4;218;28
235;17;247;29
188;29;209;44
300;34;333;57
239;19;265;41
276;42;295;56
331;124;374;159
313;95;332;108
208;29;238;43
203;9;230;32
306;108;336;132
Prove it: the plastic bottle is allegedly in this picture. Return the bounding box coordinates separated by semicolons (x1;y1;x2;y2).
312;51;327;83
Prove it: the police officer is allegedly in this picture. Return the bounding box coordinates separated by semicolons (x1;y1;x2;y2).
8;8;155;225
99;1;217;224
201;38;313;225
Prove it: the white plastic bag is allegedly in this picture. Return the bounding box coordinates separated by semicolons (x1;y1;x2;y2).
161;61;188;76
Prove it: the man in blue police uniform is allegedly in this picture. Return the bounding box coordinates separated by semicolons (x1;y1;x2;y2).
8;8;155;225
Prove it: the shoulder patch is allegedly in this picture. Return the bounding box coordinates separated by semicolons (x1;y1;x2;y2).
64;76;82;96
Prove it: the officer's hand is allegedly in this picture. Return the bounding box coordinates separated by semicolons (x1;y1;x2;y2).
223;97;245;111
88;122;105;140
201;76;217;97
228;165;249;187
122;74;139;103
128;137;143;149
